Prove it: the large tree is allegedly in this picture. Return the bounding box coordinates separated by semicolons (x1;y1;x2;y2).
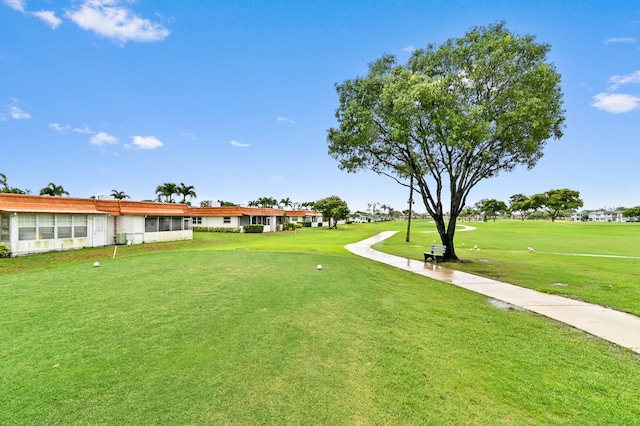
622;206;640;221
539;188;583;222
327;22;564;260
475;198;508;222
509;194;530;220
313;196;350;229
39;182;69;197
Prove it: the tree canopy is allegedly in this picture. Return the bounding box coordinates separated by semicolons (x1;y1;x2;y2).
623;206;640;221
327;22;565;260
475;198;508;221
313;196;350;229
540;188;583;222
0;173;29;194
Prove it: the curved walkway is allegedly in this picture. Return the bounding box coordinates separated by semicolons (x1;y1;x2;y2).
345;231;640;354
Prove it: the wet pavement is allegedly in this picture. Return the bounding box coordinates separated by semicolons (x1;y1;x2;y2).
345;231;640;354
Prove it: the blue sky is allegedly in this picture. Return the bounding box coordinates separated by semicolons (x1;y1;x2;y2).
1;0;639;213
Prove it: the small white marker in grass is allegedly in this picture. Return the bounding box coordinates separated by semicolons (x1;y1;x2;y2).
93;262;100;267
317;264;322;270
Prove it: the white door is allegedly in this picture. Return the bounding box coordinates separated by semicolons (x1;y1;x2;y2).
93;216;106;246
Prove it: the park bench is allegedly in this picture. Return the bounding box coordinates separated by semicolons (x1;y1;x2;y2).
423;244;446;263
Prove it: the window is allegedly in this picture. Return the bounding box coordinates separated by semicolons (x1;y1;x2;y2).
223;217;231;224
73;216;88;238
251;216;270;225
16;214;90;241
159;217;171;232
38;215;55;240
146;216;191;232
18;215;36;241
192;216;202;225
145;217;158;232
57;215;72;238
1;214;9;243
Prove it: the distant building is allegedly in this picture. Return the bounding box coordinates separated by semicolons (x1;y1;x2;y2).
572;210;629;222
188;206;324;232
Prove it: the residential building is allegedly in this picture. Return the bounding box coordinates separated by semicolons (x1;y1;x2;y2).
0;193;192;257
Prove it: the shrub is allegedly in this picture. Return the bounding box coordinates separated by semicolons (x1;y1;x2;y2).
0;242;10;258
300;222;312;228
243;225;264;233
193;226;241;233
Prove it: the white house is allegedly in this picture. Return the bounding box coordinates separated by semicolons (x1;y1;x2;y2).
586;210;627;222
188;206;324;232
0;194;192;257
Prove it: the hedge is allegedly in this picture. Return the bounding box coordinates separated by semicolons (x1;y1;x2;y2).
193;226;241;233
243;225;264;233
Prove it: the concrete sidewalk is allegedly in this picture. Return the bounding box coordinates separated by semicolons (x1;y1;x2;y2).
345;231;640;354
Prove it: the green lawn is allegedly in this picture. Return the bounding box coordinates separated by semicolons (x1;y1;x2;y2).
1;223;639;424
374;219;640;316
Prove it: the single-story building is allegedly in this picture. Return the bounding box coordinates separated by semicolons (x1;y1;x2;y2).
0;193;192;257
570;210;630;222
188;206;325;232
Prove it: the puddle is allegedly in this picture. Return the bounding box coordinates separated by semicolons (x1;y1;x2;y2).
549;283;569;287
489;299;525;312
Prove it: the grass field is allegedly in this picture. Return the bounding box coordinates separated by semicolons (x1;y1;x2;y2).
373;219;640;316
1;221;639;424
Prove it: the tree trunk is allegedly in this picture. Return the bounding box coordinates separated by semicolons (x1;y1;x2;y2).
405;176;414;242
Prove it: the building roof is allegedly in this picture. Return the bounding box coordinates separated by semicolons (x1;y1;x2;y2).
189;206;323;217
0;193;190;216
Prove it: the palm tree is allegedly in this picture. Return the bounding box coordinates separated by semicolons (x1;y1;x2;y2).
39;182;69;197
155;182;178;203
247;200;259;207
280;197;292;209
110;190;130;200
177;182;197;204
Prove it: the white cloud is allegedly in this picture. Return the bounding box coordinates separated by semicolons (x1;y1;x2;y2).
230;140;250;147
591;93;640;113
2;0;25;12
66;0;169;44
604;37;635;44
276;116;295;124
131;135;163;149
402;45;415;53
49;123;71;133
31;10;62;29
609;70;640;90
9;105;30;119
74;126;94;134
90;131;119;145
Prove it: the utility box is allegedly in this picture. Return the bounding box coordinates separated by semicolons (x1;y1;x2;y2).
116;232;126;245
